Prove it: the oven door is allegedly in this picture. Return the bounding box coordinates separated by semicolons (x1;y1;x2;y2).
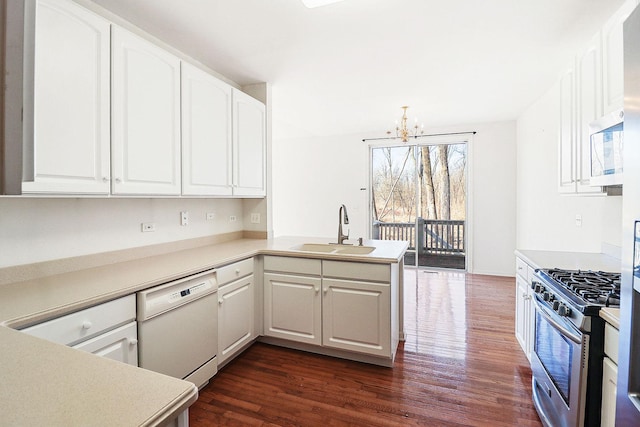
531;296;588;427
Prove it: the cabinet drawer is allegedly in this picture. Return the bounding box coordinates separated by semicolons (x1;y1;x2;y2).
21;294;135;346
604;322;619;364
516;257;528;279
264;256;322;276
323;260;390;283
72;321;138;366
218;258;254;286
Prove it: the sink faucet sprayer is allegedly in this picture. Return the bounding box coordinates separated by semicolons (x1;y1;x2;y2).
337;204;350;245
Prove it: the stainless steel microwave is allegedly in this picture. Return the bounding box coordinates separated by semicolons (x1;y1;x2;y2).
589;109;624;186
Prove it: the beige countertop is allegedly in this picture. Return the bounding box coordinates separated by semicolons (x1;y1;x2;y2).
0;236;408;426
1;327;196;427
601;307;621;329
515;249;621;273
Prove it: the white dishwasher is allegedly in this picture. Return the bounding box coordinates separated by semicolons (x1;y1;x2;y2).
137;269;218;389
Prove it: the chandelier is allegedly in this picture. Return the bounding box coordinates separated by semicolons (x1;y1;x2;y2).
388;106;423;142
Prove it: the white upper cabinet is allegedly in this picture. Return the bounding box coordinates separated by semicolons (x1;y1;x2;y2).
22;0;111;194
558;64;578;193
576;33;604;194
232;89;266;197
20;1;267;198
111;26;181;196
181;63;233;196
602;0;639;115
557;0;637;195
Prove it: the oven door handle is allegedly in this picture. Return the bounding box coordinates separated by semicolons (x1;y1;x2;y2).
533;297;582;344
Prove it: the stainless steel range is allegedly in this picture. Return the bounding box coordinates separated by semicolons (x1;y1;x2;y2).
530;268;620;427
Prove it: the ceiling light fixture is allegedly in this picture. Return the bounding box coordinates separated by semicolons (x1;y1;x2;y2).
388;106;424;142
301;0;344;8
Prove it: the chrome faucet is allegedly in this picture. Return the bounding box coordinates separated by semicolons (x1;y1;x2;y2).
337;204;350;245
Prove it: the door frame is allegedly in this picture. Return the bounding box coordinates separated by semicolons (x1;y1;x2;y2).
367;133;474;273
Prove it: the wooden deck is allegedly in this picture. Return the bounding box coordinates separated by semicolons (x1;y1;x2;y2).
404;252;466;269
189;271;540;427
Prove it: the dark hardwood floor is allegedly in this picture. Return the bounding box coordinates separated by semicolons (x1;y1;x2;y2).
190;269;542;426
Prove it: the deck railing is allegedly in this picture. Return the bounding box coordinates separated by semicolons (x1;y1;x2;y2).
372;218;465;255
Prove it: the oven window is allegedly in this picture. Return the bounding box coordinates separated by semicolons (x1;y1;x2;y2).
535;311;573;404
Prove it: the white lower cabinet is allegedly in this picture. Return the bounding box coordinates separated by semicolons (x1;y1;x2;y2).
20;295;138;366
217;259;255;366
601;321;620;427
263;256;397;362
601;356;618;427
515;256;535;361
264;272;322;345
322;278;390;357
218;276;254;365
72;321;138;365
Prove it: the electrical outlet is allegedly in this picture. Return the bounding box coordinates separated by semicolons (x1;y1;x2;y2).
206;212;215;221
250;213;260;224
141;222;156;232
229;215;237;222
181;211;189;226
575;214;582;227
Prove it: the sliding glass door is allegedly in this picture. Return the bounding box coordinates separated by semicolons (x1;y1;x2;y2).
370;139;467;269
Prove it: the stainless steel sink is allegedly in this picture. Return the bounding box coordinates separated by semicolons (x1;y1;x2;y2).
290;243;375;255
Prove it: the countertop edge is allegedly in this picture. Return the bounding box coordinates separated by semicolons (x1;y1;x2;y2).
141;383;199;427
600;307;621;329
514;249;621;273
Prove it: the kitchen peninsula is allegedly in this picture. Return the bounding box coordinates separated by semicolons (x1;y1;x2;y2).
0;236;407;426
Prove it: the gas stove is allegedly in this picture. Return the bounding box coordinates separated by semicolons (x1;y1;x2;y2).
533;268;621;331
542;268;620;306
531;267;621;427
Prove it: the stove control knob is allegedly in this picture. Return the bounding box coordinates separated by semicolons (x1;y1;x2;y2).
552;300;560;311
534;284;544;294
543;291;552;301
557;304;571;317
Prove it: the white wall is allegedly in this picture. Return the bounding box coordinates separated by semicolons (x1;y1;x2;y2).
516;83;623;253
272;133;370;241
466;122;517;276
272;121;518;276
0;197;245;268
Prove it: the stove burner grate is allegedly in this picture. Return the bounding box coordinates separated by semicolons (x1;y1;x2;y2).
544;269;621;307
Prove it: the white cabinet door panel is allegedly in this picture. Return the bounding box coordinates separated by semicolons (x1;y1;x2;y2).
601;356;618;427
602;0;638;114
576;33;603;193
264;273;322;345
232;89;266;196
218;275;255;365
322;278;390;357
181;63;233;196
23;0;110;194
515;274;529;355
558;64;576;193
111;26;181;195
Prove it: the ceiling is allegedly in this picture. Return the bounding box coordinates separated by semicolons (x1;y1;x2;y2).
91;0;626;140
